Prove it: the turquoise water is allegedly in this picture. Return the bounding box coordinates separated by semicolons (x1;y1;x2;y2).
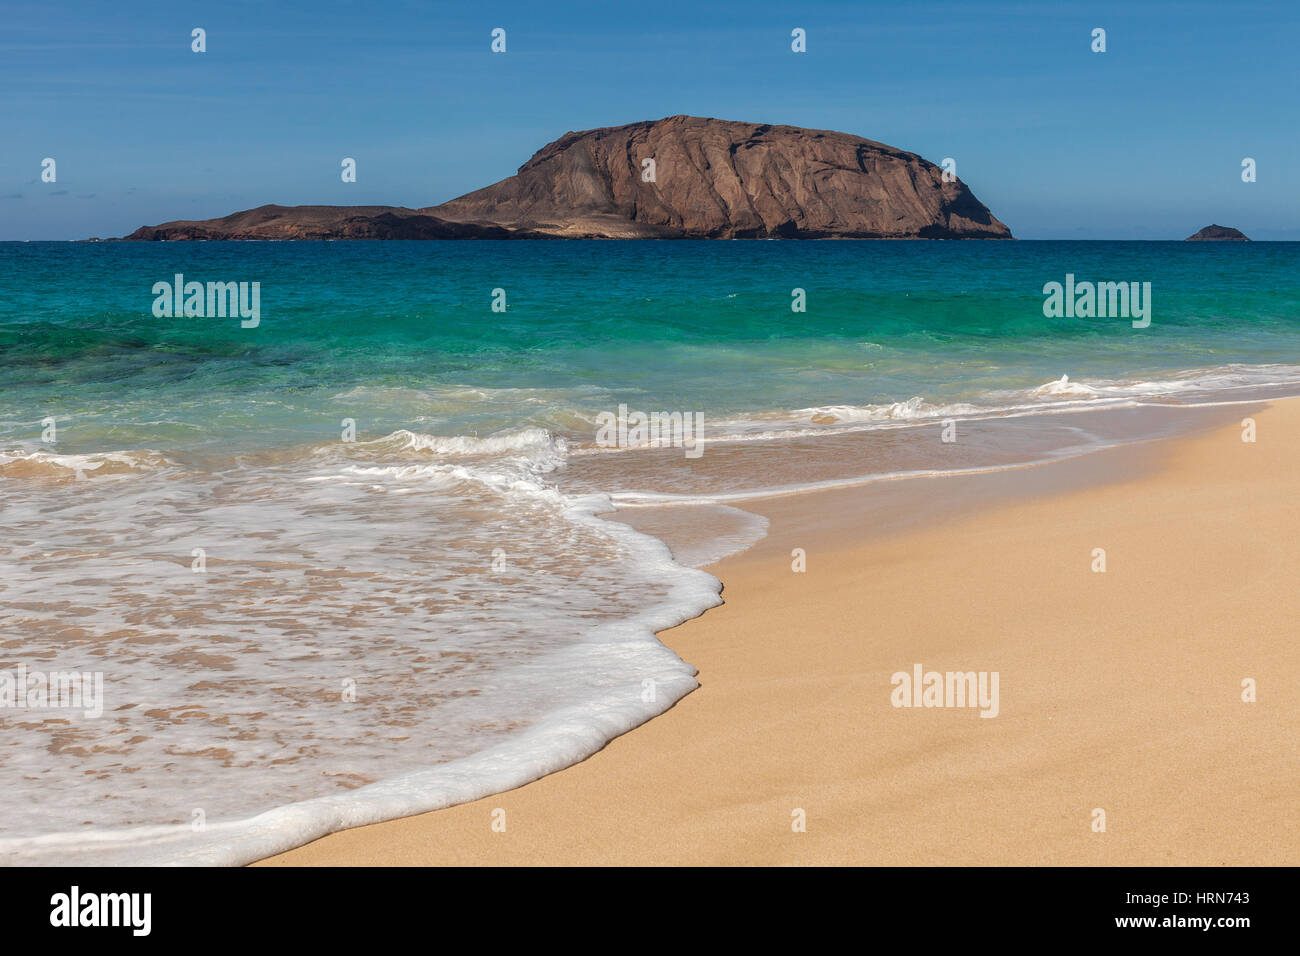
2;239;1297;864
3;241;1297;453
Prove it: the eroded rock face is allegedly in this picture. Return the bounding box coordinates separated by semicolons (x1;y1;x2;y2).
118;117;1012;240
430;116;1011;238
1186;224;1250;241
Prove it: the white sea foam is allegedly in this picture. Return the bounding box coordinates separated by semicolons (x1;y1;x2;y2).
609;447;1112;507
0;446;173;478
1030;374;1098;397
5;361;1297;866
0;428;720;866
565;364;1300;456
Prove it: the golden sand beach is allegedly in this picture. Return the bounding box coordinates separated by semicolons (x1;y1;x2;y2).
260;399;1299;866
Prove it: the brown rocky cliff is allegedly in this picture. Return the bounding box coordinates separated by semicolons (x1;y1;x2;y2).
429;116;1011;238
118;117;1012;240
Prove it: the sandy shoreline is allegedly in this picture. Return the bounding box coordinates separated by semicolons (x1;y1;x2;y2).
260;399;1299;866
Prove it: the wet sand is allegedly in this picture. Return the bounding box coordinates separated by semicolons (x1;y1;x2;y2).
260;399;1299;865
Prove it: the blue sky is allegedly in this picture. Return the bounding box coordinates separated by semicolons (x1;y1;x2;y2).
2;0;1296;240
